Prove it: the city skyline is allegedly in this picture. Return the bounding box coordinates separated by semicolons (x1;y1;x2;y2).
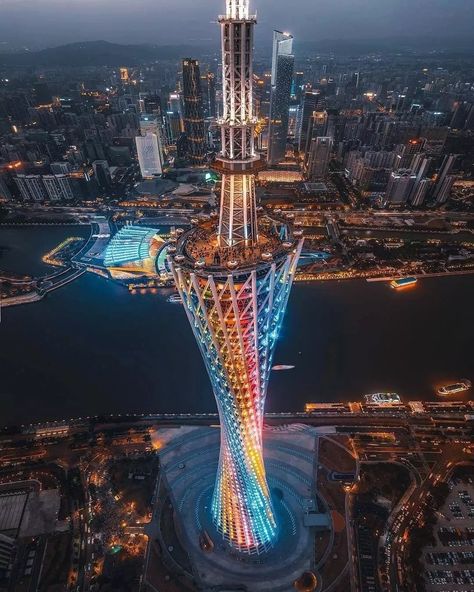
0;0;473;588
1;0;474;49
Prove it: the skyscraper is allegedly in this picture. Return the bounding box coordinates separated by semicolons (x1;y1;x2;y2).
395;138;425;170
306;136;333;180
267;31;295;166
169;0;302;555
182;59;206;164
14;174;47;201
135;133;164;178
43;175;74;201
139;114;161;136
291;71;304;103
384;169;417;206
432;154;457;204
298;90;320;155
202;72;217;118
410;178;432;206
434;175;456;205
304;111;328;169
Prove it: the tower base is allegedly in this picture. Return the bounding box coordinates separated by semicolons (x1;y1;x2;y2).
145;426;332;592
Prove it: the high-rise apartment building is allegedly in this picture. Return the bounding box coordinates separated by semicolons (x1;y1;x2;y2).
395;138;425;169
14;172;77;201
267;31;294;165
434;175;456;205
410;178;432;206
384;169;417;206
432;154;457;204
50;162;71;175
14;174;47;201
43;175;74;201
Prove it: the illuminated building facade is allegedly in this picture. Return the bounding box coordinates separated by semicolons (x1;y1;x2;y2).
306;136;333;180
135;132;164;178
267;31;295;166
104;226;164;278
169;0;303;555
182;59;206;164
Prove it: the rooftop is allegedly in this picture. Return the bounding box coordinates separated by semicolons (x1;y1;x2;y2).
173;220;297;276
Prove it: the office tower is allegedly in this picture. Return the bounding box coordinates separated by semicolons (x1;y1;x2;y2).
384;169;417;206
450;102;472;130
307;135;333;179
306;136;333;180
325;109;343;143
203;72;217;118
165;111;183;144
135;133;164;178
267;31;295;166
182;59;206;164
298;90;320;153
143;95;162;116
176;132;188;159
14;174;47;201
410;178;432;206
119;67;129;83
288;105;299;138
304;111;328;167
166;93;184;143
168;93;183;119
92;160;112;189
432;154;457;203
291;71;304;102
108;146;132;167
139;114;160;136
309;111;328;139
169;0;302;555
84;139;107;162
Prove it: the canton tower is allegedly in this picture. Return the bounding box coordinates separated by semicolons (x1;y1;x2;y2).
169;0;303;555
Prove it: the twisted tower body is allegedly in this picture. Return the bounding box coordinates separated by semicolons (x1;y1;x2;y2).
169;0;302;555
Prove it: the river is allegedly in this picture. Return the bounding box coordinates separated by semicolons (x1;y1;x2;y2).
0;226;473;425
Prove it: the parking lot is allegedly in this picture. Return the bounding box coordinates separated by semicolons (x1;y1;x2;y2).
423;480;474;591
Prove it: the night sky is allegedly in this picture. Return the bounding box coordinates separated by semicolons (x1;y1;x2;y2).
0;0;473;49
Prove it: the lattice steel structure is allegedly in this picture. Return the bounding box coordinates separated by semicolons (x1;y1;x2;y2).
216;0;261;247
168;0;303;556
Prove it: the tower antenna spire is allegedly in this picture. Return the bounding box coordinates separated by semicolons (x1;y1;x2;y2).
226;0;250;20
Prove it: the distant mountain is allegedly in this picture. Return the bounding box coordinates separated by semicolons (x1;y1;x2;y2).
0;36;472;68
295;36;474;56
0;40;217;67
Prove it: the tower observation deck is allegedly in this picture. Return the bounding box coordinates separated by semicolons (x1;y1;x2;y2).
168;0;303;555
